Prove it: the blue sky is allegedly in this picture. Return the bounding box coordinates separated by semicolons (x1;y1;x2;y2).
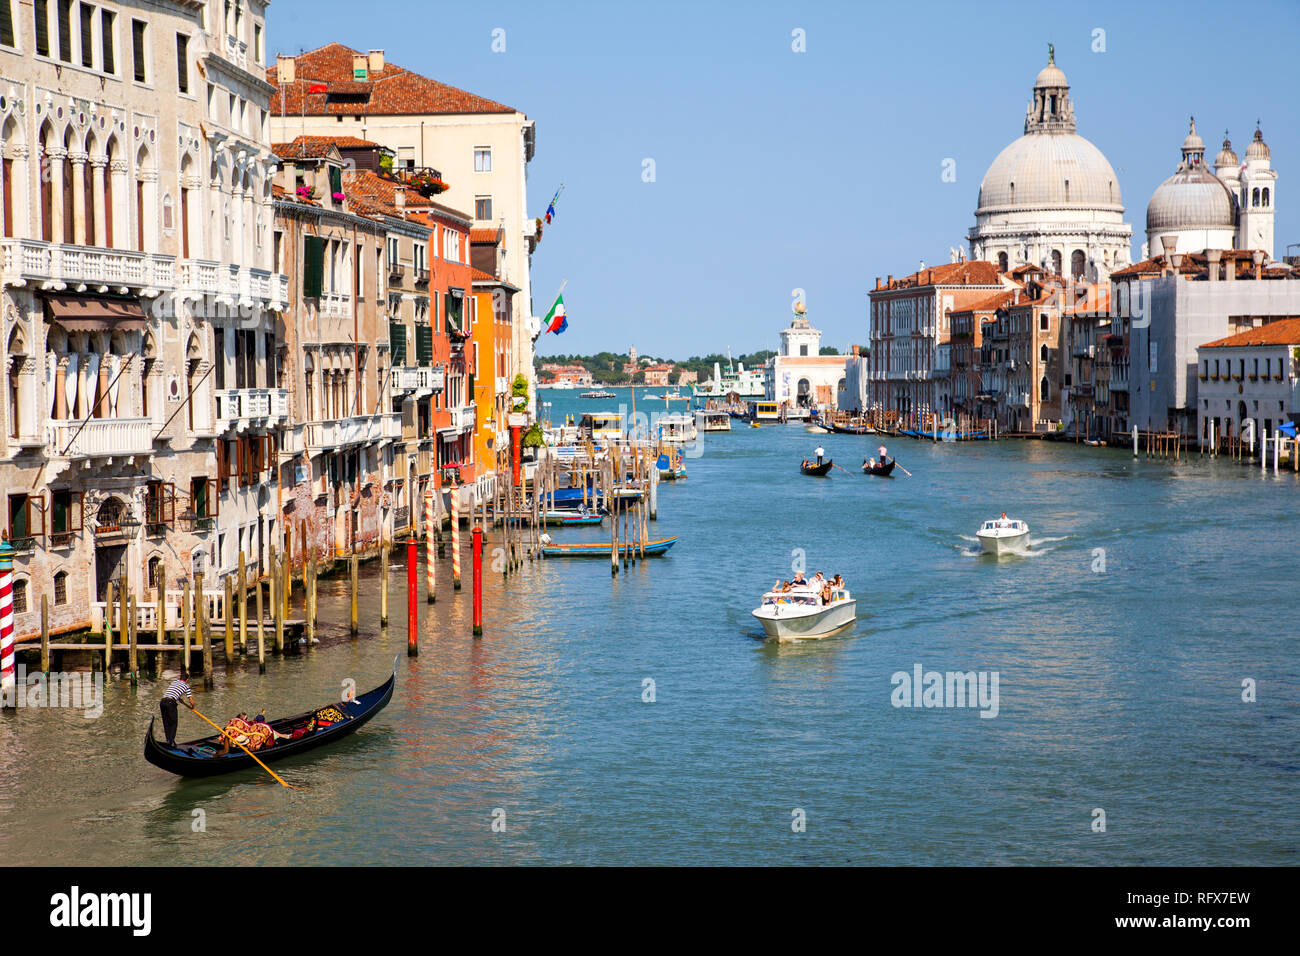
273;0;1300;358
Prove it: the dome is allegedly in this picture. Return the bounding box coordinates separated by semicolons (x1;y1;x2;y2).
1035;63;1068;88
1245;127;1270;160
977;132;1123;210
1182;123;1204;155
1146;167;1236;233
1214;133;1238;170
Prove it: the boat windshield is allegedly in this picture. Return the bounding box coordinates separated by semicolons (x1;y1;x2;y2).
763;590;820;607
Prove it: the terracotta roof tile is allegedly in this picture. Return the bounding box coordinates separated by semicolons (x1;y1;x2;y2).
470;227;502;244
1200;317;1300;349
878;260;1003;291
269;43;518;117
950;290;1019;314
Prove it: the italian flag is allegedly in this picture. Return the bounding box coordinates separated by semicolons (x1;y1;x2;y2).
544;294;567;334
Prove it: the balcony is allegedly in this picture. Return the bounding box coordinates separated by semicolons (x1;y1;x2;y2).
414;267;430;285
47;417;154;460
1110;370;1129;391
388;262;406;283
1073;344;1096;359
305;415;384;450
381;412;403;440
394;366;435;394
318;293;350;319
443;404;476;433
215;388;291;432
176;260;288;308
3;238;174;292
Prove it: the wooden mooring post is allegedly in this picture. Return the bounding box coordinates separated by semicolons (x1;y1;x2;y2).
181;580;191;678
40;594;50;674
238;553;248;653
224;576;234;663
380;538;389;626
349;554;359;637
255;573;266;673
104;580;114;673
127;593;138;686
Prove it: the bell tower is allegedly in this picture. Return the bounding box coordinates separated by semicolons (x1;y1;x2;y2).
1237;125;1276;258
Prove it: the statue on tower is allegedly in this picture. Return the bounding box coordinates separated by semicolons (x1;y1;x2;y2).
1048;42;1054;64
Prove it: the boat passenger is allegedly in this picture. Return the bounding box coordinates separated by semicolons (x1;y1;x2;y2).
792;571;807;587
820;583;834;605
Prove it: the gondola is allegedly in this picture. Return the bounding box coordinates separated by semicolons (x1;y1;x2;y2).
800;459;833;476
541;536;679;558
830;423;874;435
862;458;896;477
144;667;396;778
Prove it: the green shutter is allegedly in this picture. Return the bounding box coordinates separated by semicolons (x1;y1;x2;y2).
416;326;433;367
446;294;463;332
329;165;342;196
303;235;325;298
390;321;407;365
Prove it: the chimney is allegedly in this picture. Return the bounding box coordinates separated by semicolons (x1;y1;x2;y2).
1206;249;1221;282
394;187;406;218
352;54;369;80
1160;235;1177;277
875;277;881;291
276;54;296;84
1225;251;1236;281
368;49;385;73
851;344;860;357
1014;289;1020;305
886;275;892;286
1252;249;1265;280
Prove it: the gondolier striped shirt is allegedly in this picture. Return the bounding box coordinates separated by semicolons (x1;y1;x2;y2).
162;679;193;702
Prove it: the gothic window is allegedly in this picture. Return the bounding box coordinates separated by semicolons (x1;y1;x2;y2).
148;555;163;591
1262;188;1270;208
1040;377;1050;401
1040;343;1049;362
1252;188;1260;207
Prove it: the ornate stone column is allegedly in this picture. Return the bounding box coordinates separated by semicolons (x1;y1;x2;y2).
97;351;111;419
90;155;108;248
109;159;129;249
46;145;67;244
69;151;88;246
54;355;68;420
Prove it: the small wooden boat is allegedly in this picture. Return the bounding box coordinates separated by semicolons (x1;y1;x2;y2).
800;459;833;476
831;422;875;435
144;667;396;778
545;509;603;526
541;536;679;558
862;459;896;477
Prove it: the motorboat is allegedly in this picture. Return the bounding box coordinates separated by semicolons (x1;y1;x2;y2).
695;409;732;432
751;585;857;641
580;389;617;399
976;515;1030;555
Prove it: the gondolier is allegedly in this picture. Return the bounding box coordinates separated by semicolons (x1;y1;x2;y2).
815;445;825;465
159;677;195;748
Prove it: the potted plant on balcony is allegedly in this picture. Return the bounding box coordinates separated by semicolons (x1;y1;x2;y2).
511;373;530;413
412;171;448;197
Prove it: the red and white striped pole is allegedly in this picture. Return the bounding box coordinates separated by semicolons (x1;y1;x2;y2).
0;537;16;708
450;483;462;590
424;486;436;604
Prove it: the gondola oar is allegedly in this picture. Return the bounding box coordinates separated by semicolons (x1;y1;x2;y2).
187;706;304;790
833;463;853;476
892;460;913;477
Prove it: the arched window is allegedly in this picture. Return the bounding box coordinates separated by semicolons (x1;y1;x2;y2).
1040;343;1049;362
53;570;68;605
1071;250;1086;278
12;578;27;614
1262;188;1270;208
1252;188;1260;207
1040;376;1050;401
997;252;1008;272
1051;250;1062;275
147;555;163;592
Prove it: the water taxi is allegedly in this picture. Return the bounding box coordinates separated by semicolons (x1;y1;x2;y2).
656;413;697;444
580;389;617;399
976;514;1030;555
578;411;624;442
751;585;857;641
746;400;782;424
695;409;732;433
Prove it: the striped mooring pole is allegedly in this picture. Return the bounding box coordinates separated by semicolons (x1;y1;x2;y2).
424;487;436;604
450;484;462;590
0;536;16;708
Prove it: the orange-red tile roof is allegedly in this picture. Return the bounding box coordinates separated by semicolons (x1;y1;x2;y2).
1200;317;1300;349
274;135;384;159
470;227;502;244
877;260;1002;291
269;43;518;117
471;267;497;282
950;289;1018;314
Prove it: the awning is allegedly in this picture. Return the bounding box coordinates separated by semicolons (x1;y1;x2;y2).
43;294;147;332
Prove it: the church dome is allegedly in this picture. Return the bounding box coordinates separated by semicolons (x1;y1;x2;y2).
976;132;1123;210
1215;134;1238;169
1146;167;1236;233
1035;62;1068;88
1245;126;1270;160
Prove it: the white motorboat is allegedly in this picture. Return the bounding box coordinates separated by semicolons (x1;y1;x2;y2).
695;409;732;432
751;585;857;641
976;515;1030;555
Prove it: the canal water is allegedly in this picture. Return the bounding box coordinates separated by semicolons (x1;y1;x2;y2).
1;387;1297;865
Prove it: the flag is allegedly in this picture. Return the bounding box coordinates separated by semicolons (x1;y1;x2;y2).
544;185;563;224
543;294;567;334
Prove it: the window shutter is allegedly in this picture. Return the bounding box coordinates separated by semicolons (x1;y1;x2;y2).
329;165;342;196
390;321;407;365
303;235;325;298
416;326;433;367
